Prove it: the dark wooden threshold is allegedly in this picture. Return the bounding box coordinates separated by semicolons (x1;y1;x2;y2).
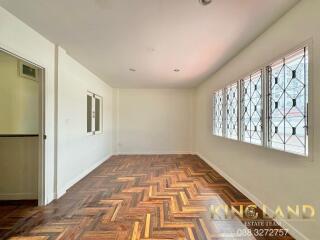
0;134;39;138
0;200;38;206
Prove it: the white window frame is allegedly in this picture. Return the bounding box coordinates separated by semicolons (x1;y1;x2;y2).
87;91;103;135
265;46;309;156
212;42;312;159
239;69;264;146
225;82;239;140
213;89;225;137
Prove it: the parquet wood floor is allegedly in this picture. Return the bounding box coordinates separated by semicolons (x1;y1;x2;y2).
0;155;294;240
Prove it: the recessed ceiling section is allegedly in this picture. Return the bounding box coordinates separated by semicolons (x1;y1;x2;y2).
0;0;299;88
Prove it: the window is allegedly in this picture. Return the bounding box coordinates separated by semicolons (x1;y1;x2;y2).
87;92;102;135
267;47;308;155
213;89;224;136
240;70;263;145
212;45;309;157
19;61;39;81
226;83;238;140
95;97;101;132
87;94;93;133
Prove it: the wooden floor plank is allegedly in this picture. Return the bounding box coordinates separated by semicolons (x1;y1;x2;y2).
0;155;295;240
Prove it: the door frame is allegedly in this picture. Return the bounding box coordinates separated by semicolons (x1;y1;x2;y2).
0;48;46;206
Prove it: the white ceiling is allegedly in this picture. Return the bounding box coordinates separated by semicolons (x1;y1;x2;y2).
0;0;299;88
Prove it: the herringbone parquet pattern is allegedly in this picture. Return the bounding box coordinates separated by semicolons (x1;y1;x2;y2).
0;155;294;240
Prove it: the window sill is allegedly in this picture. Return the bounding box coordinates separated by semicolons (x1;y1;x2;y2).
87;132;103;136
212;134;312;161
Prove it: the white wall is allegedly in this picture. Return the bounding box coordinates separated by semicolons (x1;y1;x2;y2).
0;6;55;204
114;89;194;154
0;51;39;134
0;7;114;203
56;48;113;197
195;1;320;239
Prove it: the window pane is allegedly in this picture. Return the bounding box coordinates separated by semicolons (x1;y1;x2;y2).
95;97;101;132
268;47;308;155
23;64;36;78
87;95;92;133
241;70;263;145
213;89;224;136
226;83;238;140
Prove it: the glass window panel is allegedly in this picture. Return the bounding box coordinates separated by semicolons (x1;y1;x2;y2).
23;64;36;78
95;97;101;132
87;95;92;133
213;89;224;136
226;83;238;140
268;47;308;155
240;70;263;145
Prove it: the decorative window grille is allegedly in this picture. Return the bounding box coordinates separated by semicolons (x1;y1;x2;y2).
240;70;263;145
212;45;309;157
267;47;308;155
226;83;238;140
213;89;224;136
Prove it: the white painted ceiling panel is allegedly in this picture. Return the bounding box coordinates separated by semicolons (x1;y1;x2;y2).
0;0;299;88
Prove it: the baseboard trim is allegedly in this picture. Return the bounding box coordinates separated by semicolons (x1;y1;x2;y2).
114;152;194;155
55;154;112;199
196;152;309;240
0;193;37;200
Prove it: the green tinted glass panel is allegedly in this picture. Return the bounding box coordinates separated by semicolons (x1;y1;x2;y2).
23;64;36;77
87;95;92;133
95;98;100;132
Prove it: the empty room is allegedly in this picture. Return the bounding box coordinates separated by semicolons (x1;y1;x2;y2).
0;0;319;239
